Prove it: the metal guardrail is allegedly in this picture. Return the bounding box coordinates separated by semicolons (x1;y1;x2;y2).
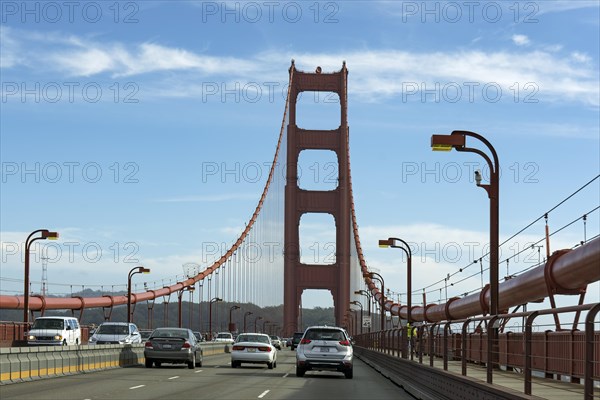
354;303;600;399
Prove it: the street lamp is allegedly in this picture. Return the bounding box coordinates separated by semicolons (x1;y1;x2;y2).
254;316;263;333
24;229;59;325
229;305;240;333
363;271;385;331
350;300;363;335
208;297;222;340
347;309;356;335
379;237;413;359
431;130;500;316
354;290;372;332
127;266;150;323
244;311;253;332
262;320;270;333
177;285;195;328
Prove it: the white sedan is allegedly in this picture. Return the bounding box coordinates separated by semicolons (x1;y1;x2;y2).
231;333;277;369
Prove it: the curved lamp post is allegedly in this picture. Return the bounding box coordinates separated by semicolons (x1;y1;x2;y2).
350;300;363;335
229;305;240;333
379;237;412;359
177;285;195;328
127;266;150;324
431;130;499;316
254;316;263;333
363;271;385;331
208;297;222;340
262;319;270;333
432;130;500;381
24;229;59;325
243;311;253;332
347;309;356;336
354;290;372;332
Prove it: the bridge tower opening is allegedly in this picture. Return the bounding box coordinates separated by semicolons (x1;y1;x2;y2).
283;62;350;335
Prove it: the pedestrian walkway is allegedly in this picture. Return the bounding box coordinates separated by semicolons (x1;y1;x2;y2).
426;358;597;399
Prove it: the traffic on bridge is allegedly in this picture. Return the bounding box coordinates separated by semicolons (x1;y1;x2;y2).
1;3;599;400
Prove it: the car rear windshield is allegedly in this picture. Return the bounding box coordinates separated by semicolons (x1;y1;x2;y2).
152;329;188;339
236;335;269;343
304;329;345;341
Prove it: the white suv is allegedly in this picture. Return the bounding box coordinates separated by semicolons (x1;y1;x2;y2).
27;316;81;346
295;326;353;379
213;332;234;344
88;322;142;345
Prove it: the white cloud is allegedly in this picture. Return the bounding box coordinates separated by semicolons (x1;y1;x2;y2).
156;193;258;202
536;1;600;14
3;29;599;106
571;51;592;63
512;34;530;46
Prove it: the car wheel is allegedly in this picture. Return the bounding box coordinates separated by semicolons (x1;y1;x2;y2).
145;359;153;368
273;360;277;368
296;366;305;377
196;358;203;368
155;362;161;367
344;369;353;379
267;362;274;370
188;354;196;369
231;360;238;368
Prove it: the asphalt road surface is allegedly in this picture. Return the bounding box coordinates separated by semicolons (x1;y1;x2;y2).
1;349;416;399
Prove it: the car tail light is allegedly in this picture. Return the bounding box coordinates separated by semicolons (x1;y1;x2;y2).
182;341;191;349
232;345;245;351
258;346;271;352
300;338;311;344
144;341;153;349
339;340;351;346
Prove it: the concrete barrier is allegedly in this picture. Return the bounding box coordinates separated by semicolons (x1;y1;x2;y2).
1;342;229;385
0;348;11;383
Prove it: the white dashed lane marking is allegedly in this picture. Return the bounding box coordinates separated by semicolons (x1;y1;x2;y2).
129;385;145;389
258;389;270;398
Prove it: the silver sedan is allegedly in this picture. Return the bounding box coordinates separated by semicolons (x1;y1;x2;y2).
144;328;203;369
231;333;277;369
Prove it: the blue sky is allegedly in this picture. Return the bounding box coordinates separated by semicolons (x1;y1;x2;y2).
1;1;599;312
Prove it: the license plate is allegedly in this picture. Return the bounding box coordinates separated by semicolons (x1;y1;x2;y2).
320;347;330;352
248;348;256;352
163;344;172;349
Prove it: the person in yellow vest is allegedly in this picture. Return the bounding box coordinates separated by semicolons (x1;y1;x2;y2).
406;323;418;354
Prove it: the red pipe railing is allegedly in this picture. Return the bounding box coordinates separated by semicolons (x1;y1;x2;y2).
0;68;295;314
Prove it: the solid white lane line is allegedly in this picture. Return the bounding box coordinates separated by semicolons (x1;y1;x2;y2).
258;390;270;398
168;376;179;380
129;385;145;389
282;373;289;378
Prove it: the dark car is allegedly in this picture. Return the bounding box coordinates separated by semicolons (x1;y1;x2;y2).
144;327;203;369
139;330;153;340
290;331;304;350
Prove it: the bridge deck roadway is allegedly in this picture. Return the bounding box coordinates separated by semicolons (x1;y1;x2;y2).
0;350;415;400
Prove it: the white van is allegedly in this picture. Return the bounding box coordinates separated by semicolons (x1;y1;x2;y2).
27;316;81;346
